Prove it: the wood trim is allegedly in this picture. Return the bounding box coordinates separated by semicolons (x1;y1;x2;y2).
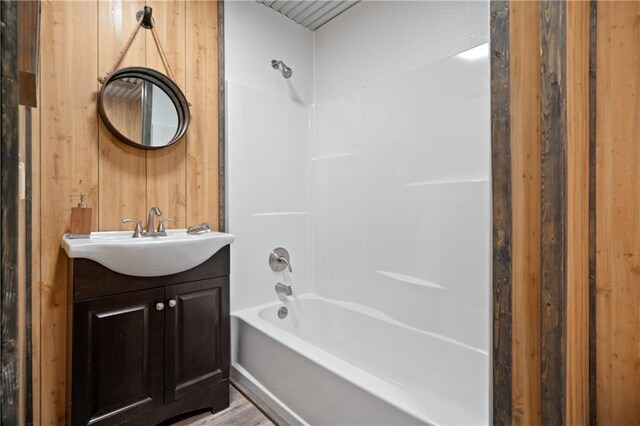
588;1;597;425
218;0;226;233
490;2;513;424
0;1;21;423
539;1;567;423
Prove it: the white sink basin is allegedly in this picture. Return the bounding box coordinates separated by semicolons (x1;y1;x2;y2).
61;229;234;277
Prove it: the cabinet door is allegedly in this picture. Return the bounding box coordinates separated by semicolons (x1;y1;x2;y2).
164;277;229;402
72;287;164;425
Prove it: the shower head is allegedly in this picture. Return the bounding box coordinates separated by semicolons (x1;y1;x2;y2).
272;59;293;79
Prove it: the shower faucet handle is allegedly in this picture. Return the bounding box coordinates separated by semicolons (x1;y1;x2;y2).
269;247;292;273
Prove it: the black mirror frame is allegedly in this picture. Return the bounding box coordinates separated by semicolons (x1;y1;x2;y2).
98;66;190;150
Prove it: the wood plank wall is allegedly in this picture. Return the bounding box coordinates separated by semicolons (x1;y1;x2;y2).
566;1;591;424
490;2;513;423
509;2;541;424
1;1;21;424
492;1;591;423
35;1;220;423
539;1;568;422
595;2;640;424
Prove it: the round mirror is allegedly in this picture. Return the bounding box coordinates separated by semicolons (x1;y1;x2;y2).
98;67;189;150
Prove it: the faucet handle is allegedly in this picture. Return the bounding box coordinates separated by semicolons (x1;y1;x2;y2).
122;218;143;238
157;218;175;233
269;248;293;273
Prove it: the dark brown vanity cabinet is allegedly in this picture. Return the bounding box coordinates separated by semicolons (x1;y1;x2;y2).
68;247;230;426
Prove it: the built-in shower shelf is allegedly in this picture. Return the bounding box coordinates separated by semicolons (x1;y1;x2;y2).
403;178;488;188
251;211;308;217
375;270;444;290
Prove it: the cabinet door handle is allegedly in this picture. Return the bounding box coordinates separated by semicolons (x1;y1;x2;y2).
156;302;165;311
168;299;177;308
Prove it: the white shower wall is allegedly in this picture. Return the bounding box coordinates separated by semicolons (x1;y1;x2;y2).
226;0;314;311
227;0;490;350
311;1;490;351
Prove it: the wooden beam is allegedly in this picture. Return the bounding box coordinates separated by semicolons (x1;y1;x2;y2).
539;1;567;423
587;2;597;425
595;2;640;423
491;2;513;424
510;2;542;424
0;0;21;423
566;1;591;423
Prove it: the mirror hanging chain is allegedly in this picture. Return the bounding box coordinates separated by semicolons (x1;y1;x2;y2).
98;6;185;103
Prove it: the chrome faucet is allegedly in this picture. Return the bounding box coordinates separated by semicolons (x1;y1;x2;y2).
275;282;293;296
146;206;163;234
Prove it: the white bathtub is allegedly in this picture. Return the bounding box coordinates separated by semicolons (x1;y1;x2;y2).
232;294;488;425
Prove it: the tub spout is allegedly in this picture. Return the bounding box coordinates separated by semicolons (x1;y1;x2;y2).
275;282;293;296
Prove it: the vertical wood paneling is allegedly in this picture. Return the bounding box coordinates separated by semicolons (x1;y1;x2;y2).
509;2;541;424
566;1;590;424
27;101;42;425
596;2;640;424
217;0;225;232
540;1;567;423
494;1;594;421
18;106;27;426
186;0;219;230
146;0;187;227
39;1;99;423
490;2;513;424
31;85;41;426
98;0;147;231
588;2;597;424
1;1;21;423
36;2;221;422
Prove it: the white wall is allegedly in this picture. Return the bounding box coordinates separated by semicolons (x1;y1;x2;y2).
226;0;314;312
225;0;314;103
311;1;491;351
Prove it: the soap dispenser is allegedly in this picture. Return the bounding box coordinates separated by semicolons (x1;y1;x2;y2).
69;192;92;239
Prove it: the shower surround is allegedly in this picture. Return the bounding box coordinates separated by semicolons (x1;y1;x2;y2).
226;1;490;424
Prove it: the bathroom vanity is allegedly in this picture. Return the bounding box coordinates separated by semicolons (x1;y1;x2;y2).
65;243;231;425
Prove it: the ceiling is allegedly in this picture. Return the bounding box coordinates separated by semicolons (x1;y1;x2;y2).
256;0;360;31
